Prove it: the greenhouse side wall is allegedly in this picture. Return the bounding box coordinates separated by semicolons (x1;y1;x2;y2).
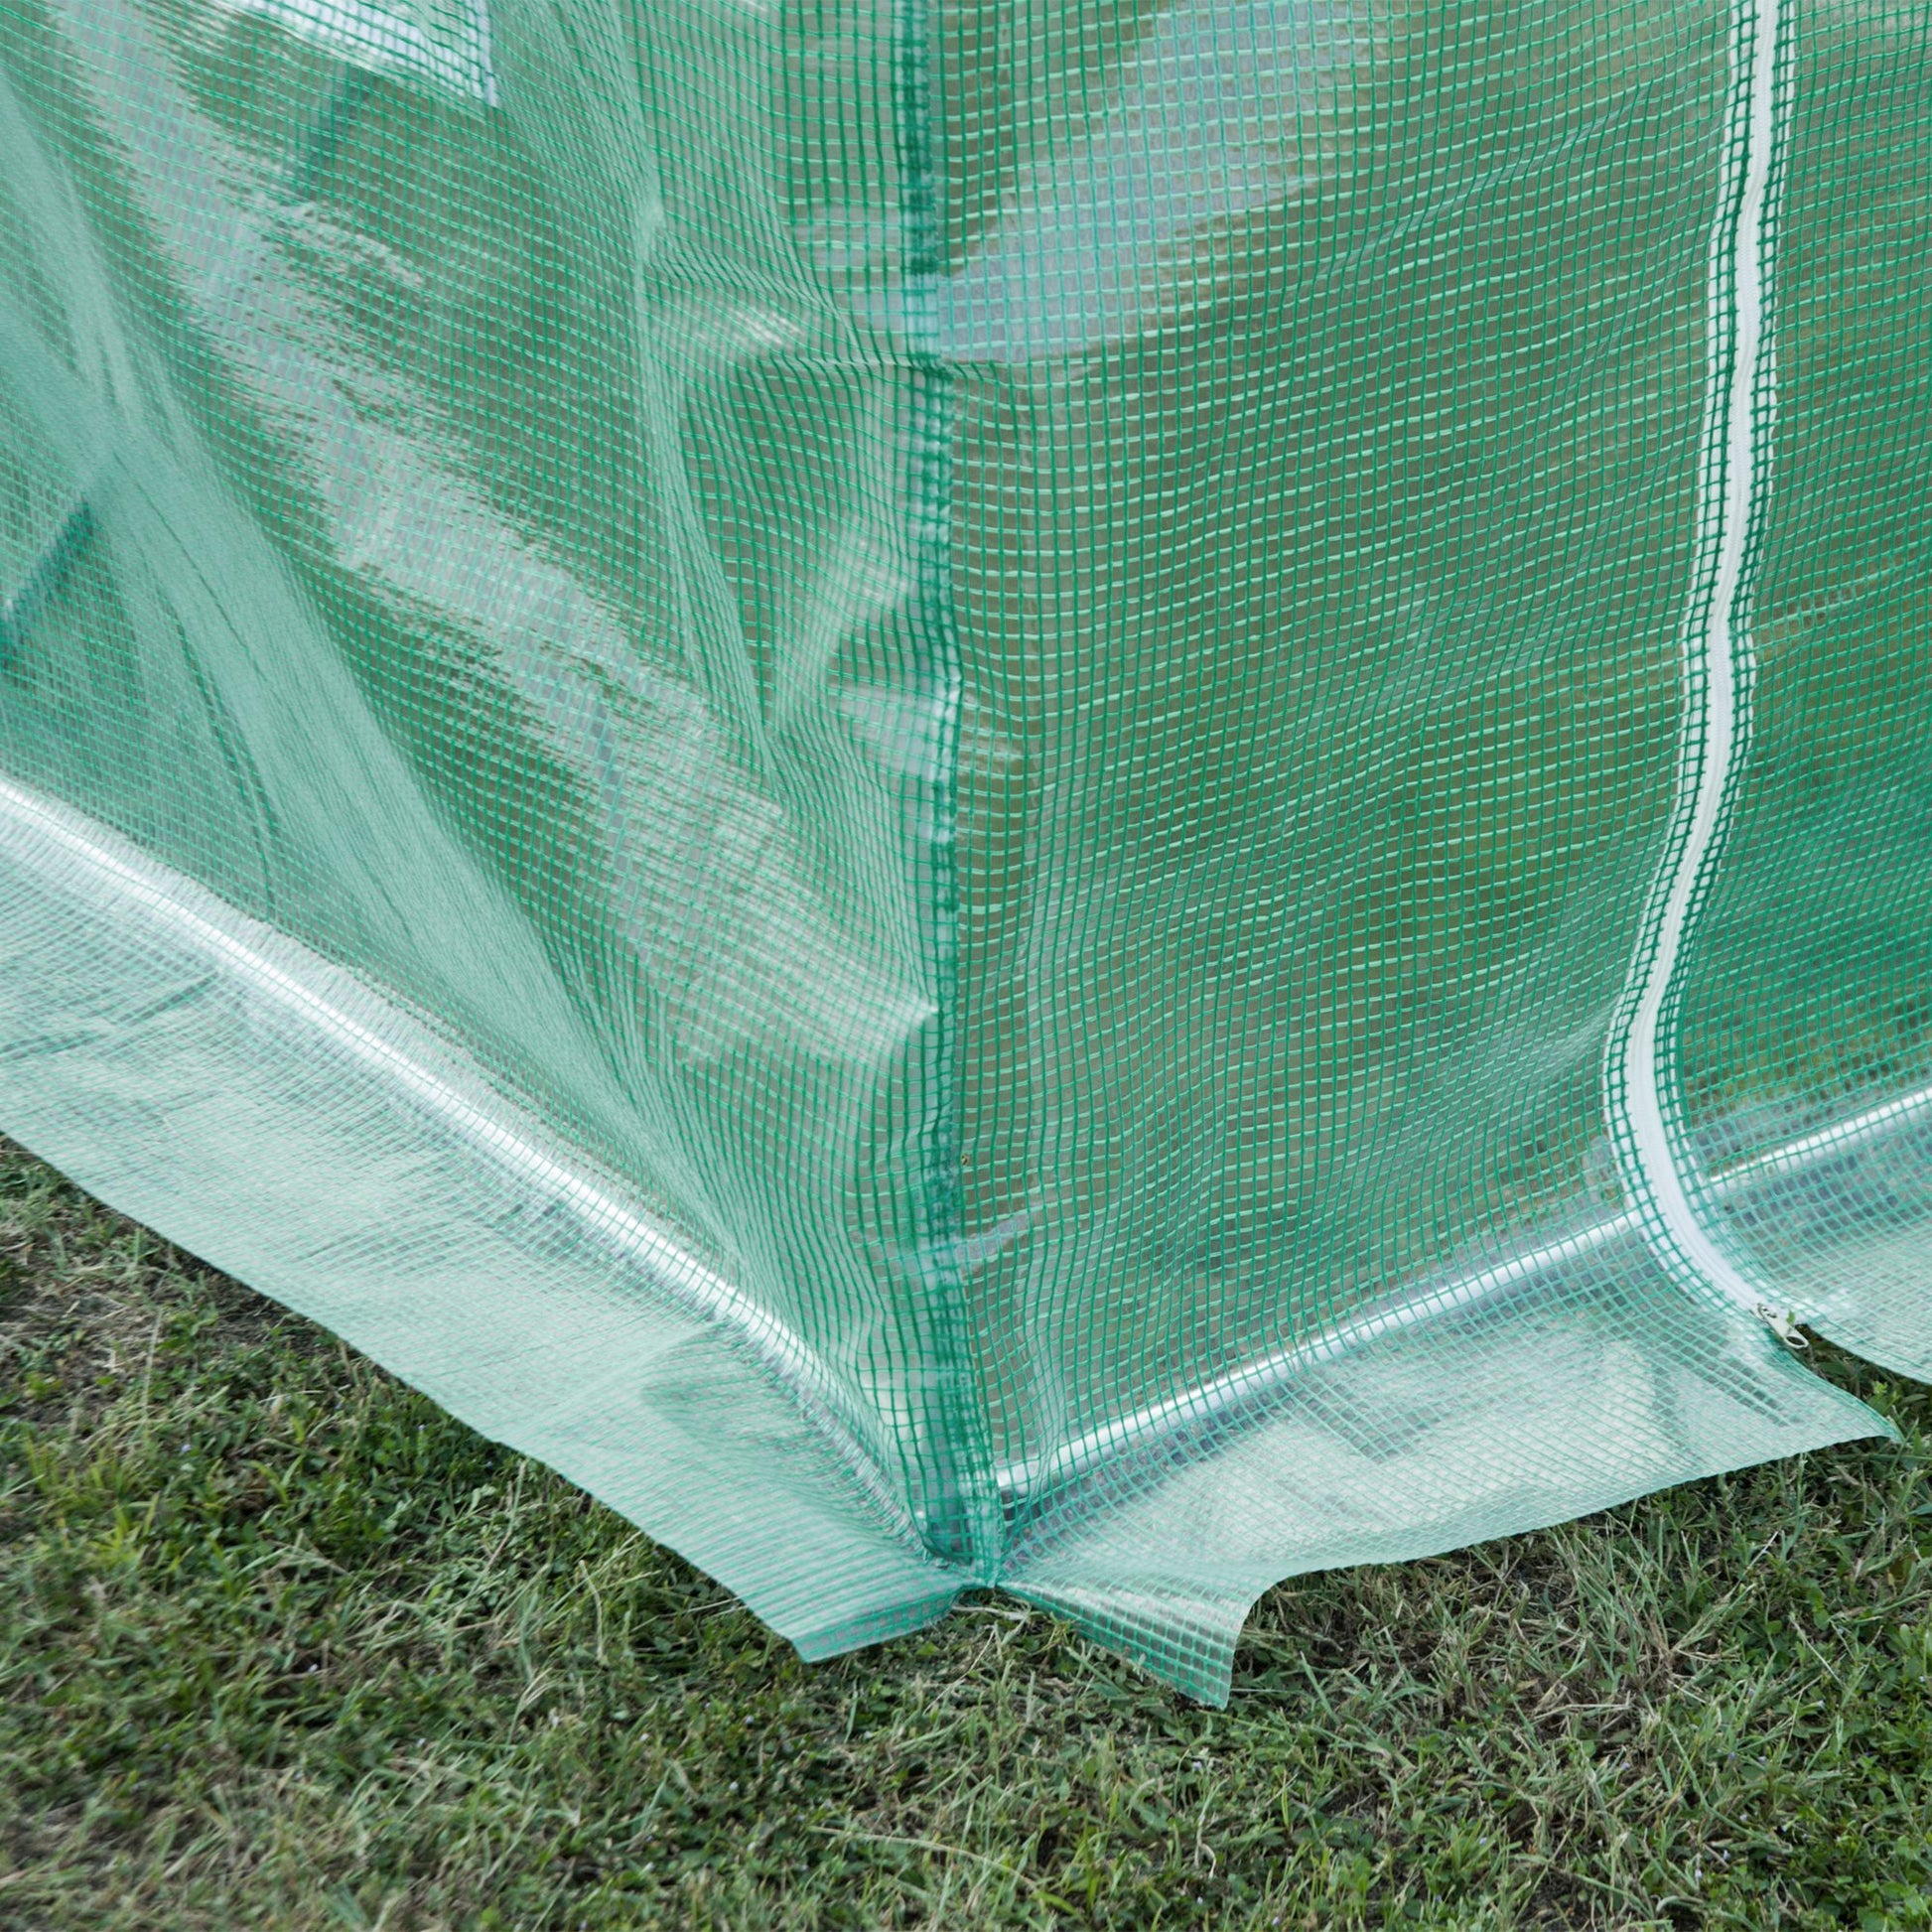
0;0;1926;1704
948;0;1906;1697
0;0;975;1653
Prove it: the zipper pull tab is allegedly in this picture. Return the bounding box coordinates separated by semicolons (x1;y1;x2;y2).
1756;1303;1809;1348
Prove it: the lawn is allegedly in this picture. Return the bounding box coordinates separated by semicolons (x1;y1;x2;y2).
4;1128;1932;1931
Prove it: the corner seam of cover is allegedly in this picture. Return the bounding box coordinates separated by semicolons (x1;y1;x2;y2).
894;0;1000;1575
1603;0;1798;1340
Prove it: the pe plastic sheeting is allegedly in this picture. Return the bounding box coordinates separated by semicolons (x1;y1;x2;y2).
0;0;1925;1701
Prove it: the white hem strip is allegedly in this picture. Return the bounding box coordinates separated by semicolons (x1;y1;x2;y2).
1605;0;1791;1328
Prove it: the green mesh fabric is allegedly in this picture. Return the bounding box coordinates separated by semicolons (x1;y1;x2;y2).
0;0;1923;1701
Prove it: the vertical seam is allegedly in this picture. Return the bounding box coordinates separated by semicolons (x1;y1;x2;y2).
1604;0;1795;1333
896;0;997;1570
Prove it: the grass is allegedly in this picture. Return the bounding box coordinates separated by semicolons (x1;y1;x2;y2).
4;1133;1932;1929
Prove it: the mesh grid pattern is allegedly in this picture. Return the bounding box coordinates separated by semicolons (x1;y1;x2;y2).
0;0;1925;1699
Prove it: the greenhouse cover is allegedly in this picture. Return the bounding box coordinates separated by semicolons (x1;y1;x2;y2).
0;0;1927;1701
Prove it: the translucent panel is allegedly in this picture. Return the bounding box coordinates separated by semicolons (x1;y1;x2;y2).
0;0;1919;1699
